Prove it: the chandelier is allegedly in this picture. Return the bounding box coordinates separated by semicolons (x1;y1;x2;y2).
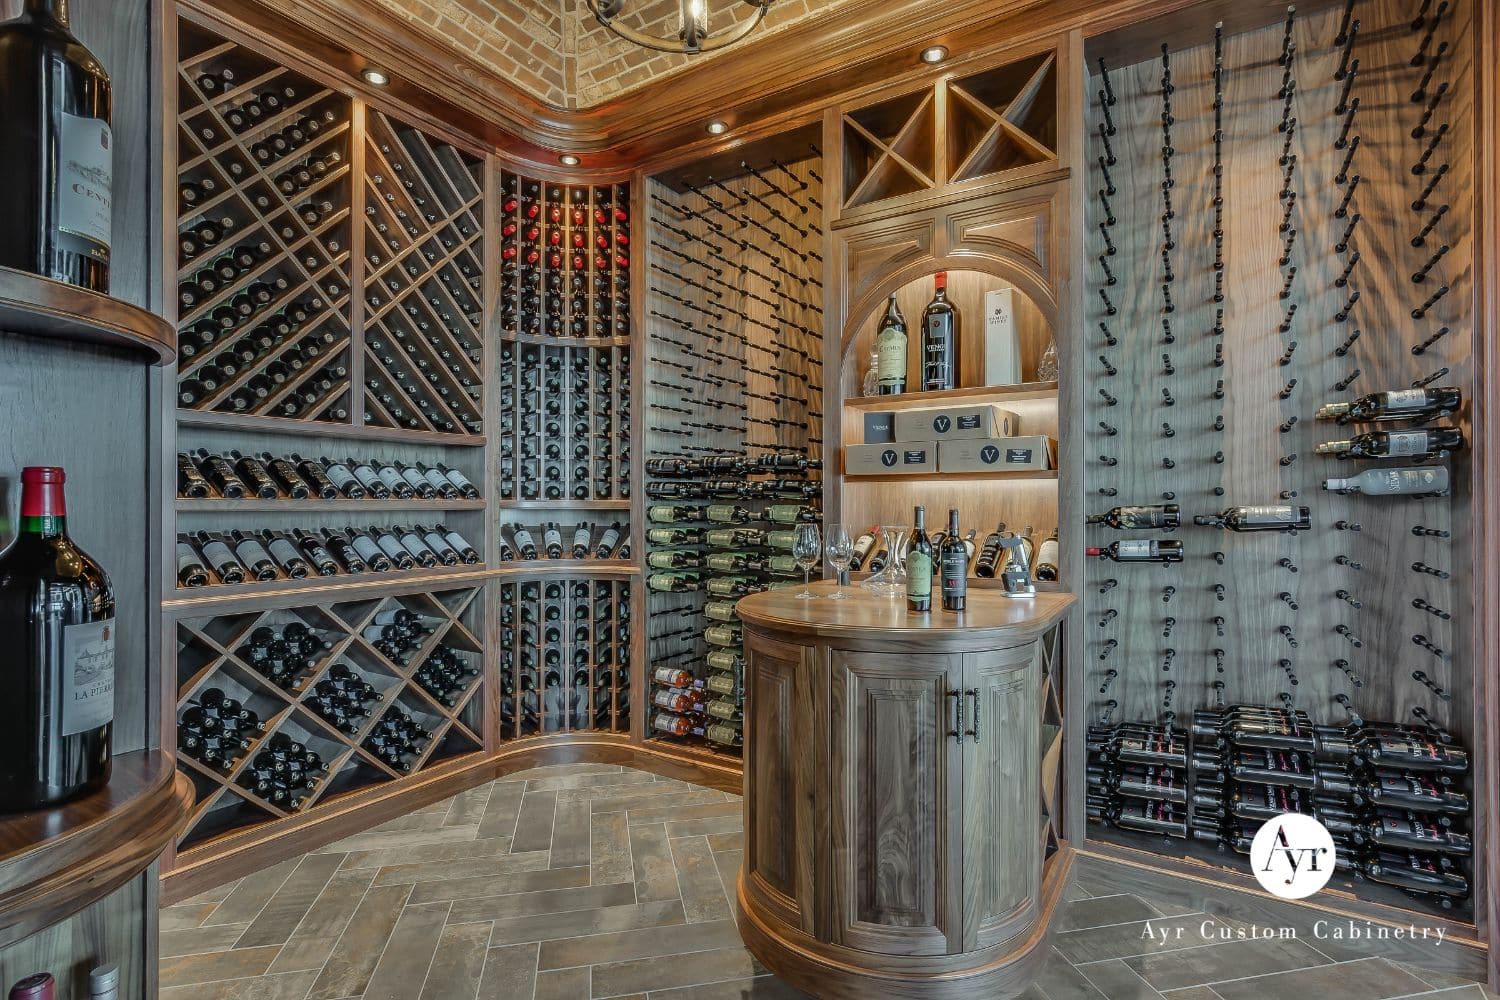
584;0;777;55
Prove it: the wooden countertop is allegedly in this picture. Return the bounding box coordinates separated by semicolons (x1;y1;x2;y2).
737;580;1074;648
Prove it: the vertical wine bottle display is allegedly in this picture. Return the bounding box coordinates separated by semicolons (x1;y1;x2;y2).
172;590;485;850
644;144;824;755
0;0;113;293
0;468;113;810
920;272;959;392
1083;0;1473;918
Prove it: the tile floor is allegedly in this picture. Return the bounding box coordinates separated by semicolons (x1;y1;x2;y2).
160;763;1496;1000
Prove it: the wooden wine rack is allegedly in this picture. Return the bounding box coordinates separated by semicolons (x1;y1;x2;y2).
171;585;485;855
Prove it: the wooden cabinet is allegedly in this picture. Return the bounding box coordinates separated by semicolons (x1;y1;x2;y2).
737;585;1072;999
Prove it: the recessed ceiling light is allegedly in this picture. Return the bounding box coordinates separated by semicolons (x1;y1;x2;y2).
362;68;390;86
559;154;581;166
706;120;729;135
920;45;949;64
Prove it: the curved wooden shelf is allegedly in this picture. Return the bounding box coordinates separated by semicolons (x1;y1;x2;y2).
0;266;176;364
0;750;192;948
842;381;1059;410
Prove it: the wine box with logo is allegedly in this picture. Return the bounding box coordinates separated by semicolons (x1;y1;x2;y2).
844;442;939;476
893;403;1020;442
938;435;1055;473
982;287;1022;386
862;411;897;444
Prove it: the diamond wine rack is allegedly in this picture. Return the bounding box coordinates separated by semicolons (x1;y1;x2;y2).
173;20;486;438
172;585;485;854
841;48;1059;209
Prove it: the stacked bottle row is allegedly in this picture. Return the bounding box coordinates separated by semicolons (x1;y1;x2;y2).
498;579;631;739
177;449;480;502
176;25;353;422
173;591;485;846
361;111;485;437
175;523;480;588
499;343;631;501
1087;707;1472;912
498;174;631;340
499;521;629;562
644;452;822;754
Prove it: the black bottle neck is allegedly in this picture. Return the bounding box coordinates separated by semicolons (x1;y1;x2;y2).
25;0;71;25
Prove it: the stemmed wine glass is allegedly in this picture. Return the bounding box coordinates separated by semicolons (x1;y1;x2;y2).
825;524;853;599
792;522;822;600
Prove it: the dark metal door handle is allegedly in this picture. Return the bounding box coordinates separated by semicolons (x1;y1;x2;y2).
948;689;964;744
966;689;980;742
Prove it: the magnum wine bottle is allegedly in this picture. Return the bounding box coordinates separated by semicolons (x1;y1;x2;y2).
0;468;114;809
907;505;933;613
0;0;114;292
876;294;907;395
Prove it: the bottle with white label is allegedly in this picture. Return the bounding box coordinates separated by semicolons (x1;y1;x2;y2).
595;522;623;558
1034;530;1059;581
1087;540;1185;563
1324;467;1451;496
1316;387;1461;424
1193;505;1312;532
1315;428;1465;460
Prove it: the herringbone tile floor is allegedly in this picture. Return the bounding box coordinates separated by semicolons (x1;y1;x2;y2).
160;764;1497;1000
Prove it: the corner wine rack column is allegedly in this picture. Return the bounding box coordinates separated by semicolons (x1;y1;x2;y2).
1078;0;1478;923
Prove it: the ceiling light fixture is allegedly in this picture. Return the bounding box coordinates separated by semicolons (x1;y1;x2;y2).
706;120;730;135
361;68;390;86
559;154;581;166
584;0;777;55
920;45;949;64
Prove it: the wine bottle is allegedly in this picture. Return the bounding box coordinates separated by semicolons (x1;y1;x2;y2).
648;571;701;593
229;529;278;580
907;505;933;613
876;293;908;395
595;522;622;558
1087;540;1185;563
940;509;968;612
648;504;703;523
1087;505;1180;530
974;523;1007;578
177;453;212;498
0;0;113;292
176;535;209;587
231;450;279;499
544;522;563;559
438;524;480;563
319;456;365;499
1193;505;1311;532
1034;529;1059;581
920;272;959;392
1316;387;1462;424
1315;428;1465;460
848;526;878;571
193;530;244;584
196;449;247;498
1323;466;1450;497
292;528;339;576
512;524;539;560
0;468;114;808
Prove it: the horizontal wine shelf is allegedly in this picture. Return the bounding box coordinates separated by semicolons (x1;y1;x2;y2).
845;469;1060;483
164;565;493;609
0;266;176;364
177;498;487;513
841;381;1059;410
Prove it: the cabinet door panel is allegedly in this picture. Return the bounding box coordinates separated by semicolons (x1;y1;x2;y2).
962;643;1041;950
828;650;962;956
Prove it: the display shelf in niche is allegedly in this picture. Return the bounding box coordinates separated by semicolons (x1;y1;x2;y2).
0;266;176;364
171;586;485;853
842;380;1059;409
174;20;355;424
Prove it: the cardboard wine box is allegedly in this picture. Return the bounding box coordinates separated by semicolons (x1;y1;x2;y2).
938;436;1055;473
845;442;939;476
893;403;1020;442
862;410;897;444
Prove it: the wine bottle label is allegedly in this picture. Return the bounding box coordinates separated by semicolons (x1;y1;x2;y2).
907;551;933;599
705;699;740;721
267;536;302;567
647;529;686;544
876;323;906;387
941;549;969;598
1386;431;1433;456
1237;505;1299;524
1384;389;1428;410
705;650;742;673
423;530;455;556
58;113;113;262
767;530;796;550
376;466;407;493
704;601;739;622
398;466;429;492
325;463;358;491
351;534;383;563
200;537;236;568
176;542;203;573
61;617;115;735
1114;540;1157;558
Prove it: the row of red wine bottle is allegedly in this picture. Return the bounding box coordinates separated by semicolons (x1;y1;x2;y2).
175;523;479;588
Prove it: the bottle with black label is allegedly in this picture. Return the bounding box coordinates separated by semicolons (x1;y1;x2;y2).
178;453;212;498
1194;505;1312;532
1316;387;1462;424
292;529;339;576
1315;428;1465;460
196;449;247;498
1087;539;1185;563
1086;505;1180;530
907;506;933;613
1323;467;1451;496
231;450;279;499
920;272;959;392
940;509;968;612
292;454;339;499
876;293;908;395
974;523;1008;578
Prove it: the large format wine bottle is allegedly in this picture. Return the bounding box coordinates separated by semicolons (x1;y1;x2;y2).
920;272;959;392
0;0;114;292
0;468;114;809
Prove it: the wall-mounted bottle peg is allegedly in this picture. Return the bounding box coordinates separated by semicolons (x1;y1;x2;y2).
1277;267;1298;300
1162;387;1175;407
1209;611;1227;636
1097;608;1118;628
1333;369;1363;392
1098;255;1117;286
1097;158;1117;199
1162;457;1176;469
1333;175;1359;219
1278;341;1299;366
1413;524;1450;538
1162;421;1176;438
1411;123;1448;175
1279;659;1299;686
1335;588;1362;608
1213;415;1226;431
1099;355;1118;377
1099;578;1119;594
1335;624;1364;648
1334;693;1365;725
1157;585;1175;605
1098;454;1118;467
1278;195;1296;233
1412;670;1451;702
1278;557;1299;573
1207;583;1224;602
1098;288;1117;316
1278;378;1296;400
1411;284;1450;319
1412;1;1447;64
1278;228;1297;267
1097;122;1117;165
1160;41;1173;87
1213;270;1225;303
1412;244;1449;283
1099;387;1118;406
1334;253;1361;289
1279;154;1298;195
1278;625;1299;648
1098;638;1118;661
1098;669;1118;694
1278;591;1300;610
1161;218;1175;252
1162;616;1176;639
1161;353;1175;375
1413;634;1449;659
1100;321;1119;347
1411;204;1449;247
1280;416;1299;433
1161;246;1175;281
1278;304;1298;333
1330;102;1359;156
1413;597;1453;620
1097;188;1117;226
1334;136;1359;186
1098;420;1119;436
1334;212;1361;254
1411;0;1434;31
1163;490;1176;501
1096;57;1117;106
1213;343;1225;368
1334;59;1359;115
1334;17;1359;79
1412;86;1447;139
1161;648;1176;672
1412;366;1451;388
1162;316;1176;344
1335;520;1361;531
1334;328;1362;357
1213;647;1227;673
1279;490;1298;500
1212;307;1225;337
1099;223;1117;255
1411;43;1448;103
1333;659;1362;687
1279;4;1297;60
1335;553;1364;569
1279;453;1298;467
1335;290;1360;324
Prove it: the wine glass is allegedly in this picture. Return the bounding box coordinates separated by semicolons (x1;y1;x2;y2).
825;524;853;599
792;522;822;600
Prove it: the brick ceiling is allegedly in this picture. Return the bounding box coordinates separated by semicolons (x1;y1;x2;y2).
371;0;854;109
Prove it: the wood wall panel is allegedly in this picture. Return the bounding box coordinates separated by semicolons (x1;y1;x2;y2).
743;638;812;933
